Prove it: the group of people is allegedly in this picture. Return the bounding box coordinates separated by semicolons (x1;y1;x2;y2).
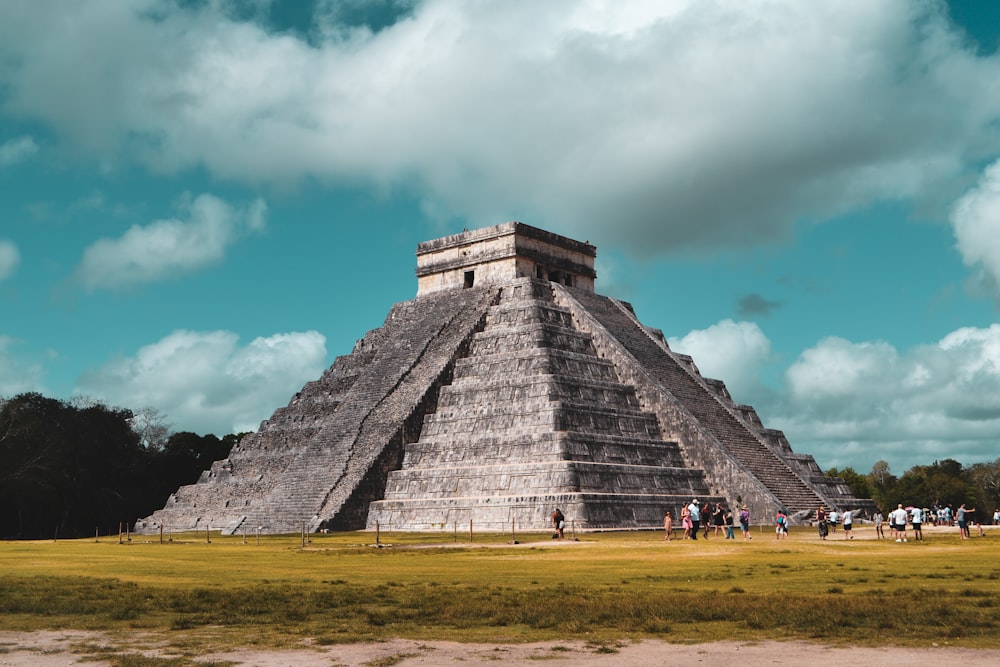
789;501;989;542
815;506;855;539
663;499;752;541
871;504;920;541
816;503;984;542
871;502;985;541
555;499;992;542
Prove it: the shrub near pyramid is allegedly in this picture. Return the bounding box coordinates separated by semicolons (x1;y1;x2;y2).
137;223;871;535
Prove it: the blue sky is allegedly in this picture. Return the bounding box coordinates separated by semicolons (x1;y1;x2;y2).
2;0;1000;476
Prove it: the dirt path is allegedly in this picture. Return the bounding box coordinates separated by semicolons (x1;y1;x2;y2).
3;631;1000;666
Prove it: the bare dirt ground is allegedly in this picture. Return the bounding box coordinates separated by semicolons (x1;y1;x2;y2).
3;631;1000;666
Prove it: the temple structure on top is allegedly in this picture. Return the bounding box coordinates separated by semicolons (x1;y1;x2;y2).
415;222;597;294
137;222;872;535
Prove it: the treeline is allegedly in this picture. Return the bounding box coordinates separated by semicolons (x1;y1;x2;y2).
0;392;241;540
827;457;1000;519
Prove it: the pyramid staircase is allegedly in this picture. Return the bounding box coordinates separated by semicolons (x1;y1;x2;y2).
137;286;499;534
366;278;721;530
557;286;826;516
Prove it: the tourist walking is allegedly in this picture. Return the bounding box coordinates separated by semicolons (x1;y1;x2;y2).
874;510;885;539
993;508;1000;526
910;506;923;541
551;508;565;539
872;508;885;540
816;506;828;540
775;509;788;539
842;509;853;539
712;503;725;537
957;503;975;539
681;504;692;539
724;508;735;539
739;505;752;540
828;509;839;533
664;511;673;541
891;504;908;542
688;499;701;540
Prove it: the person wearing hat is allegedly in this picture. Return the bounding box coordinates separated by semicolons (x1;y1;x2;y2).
687;499;701;540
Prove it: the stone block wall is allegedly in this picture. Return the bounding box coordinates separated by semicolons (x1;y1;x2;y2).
367;277;721;531
553;285;831;523
417;222;596;295
136;285;501;534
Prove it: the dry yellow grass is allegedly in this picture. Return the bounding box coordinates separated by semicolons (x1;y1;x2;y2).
1;522;997;663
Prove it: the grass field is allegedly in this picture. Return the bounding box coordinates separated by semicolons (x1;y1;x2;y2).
1;523;998;663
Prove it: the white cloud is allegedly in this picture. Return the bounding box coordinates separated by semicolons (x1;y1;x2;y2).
662;320;1000;472
668;319;771;403
0;240;20;280
952;158;1000;296
2;1;999;254
76;329;328;435
0;336;45;397
74;193;266;290
774;325;1000;472
0;135;38;167
785;337;900;407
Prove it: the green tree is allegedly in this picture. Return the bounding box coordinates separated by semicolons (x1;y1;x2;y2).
966;459;1000;514
0;393;236;539
895;459;970;509
0;393;66;537
867;460;897;511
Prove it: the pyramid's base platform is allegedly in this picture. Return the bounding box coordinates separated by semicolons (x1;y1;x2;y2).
366;492;726;532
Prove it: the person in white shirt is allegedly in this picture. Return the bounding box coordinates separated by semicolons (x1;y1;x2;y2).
842;510;853;539
688;500;701;540
891;504;908;542
910;506;923;541
828;510;839;533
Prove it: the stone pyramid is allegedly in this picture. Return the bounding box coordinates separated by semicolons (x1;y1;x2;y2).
137;222;870;535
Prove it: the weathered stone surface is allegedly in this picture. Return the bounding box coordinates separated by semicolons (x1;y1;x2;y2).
136;222;871;534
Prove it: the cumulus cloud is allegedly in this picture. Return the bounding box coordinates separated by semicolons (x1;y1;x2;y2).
76;329;328;435
668;319;772;403
952;158;1000;297
0;336;45;397
74;193;266;290
774;325;1000;471
0;240;20;280
662;319;1000;472
1;1;999;255
0;135;38;167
